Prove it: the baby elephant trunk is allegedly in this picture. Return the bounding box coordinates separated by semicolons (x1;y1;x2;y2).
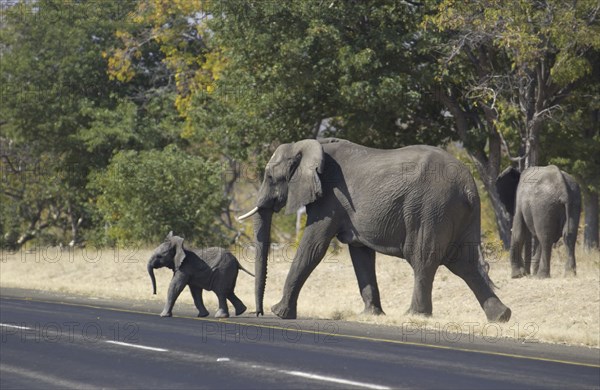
147;261;157;295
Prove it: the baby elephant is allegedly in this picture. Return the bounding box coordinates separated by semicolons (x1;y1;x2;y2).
147;232;253;318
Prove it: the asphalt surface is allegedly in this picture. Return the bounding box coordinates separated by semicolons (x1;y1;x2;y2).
0;290;599;389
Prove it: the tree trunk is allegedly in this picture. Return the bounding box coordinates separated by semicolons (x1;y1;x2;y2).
524;120;542;169
69;215;82;247
485;180;513;248
481;110;513;248
14;208;49;249
476;168;513;248
582;109;599;251
583;189;599;250
440;89;512;248
66;201;82;247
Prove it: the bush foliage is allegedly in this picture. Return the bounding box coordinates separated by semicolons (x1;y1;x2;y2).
90;145;226;246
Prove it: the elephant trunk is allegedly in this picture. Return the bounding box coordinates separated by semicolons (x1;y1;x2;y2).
254;208;273;316
147;260;157;295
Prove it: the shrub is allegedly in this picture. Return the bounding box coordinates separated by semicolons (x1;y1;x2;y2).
90;145;226;246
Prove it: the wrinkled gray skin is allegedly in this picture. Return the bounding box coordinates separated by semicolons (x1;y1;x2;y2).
240;138;511;322
496;166;581;278
147;232;253;318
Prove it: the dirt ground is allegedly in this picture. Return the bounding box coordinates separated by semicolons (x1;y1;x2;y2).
1;242;598;347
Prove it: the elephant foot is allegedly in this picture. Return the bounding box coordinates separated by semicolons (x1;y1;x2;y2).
483;297;511;323
215;309;229;318
534;270;550;279
511;267;528;279
235;303;247;316
564;267;576;277
362;305;385;316
197;310;209;318
272;302;296;319
405;307;432;317
160;311;172;318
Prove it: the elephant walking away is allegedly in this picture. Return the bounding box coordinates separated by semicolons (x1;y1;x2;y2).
496;166;581;278
238;138;511;322
147;232;253;318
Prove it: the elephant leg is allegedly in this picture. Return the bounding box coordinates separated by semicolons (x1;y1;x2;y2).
228;292;247;316
446;253;511;323
189;287;209;317
407;261;437;316
272;220;335;319
160;272;188;317
408;270;435;316
214;293;230;318
349;245;384;315
563;231;577;276
535;239;553;278
530;237;541;275
509;211;528;278
523;230;533;275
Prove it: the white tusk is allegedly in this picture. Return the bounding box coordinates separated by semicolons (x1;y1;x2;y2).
237;207;259;222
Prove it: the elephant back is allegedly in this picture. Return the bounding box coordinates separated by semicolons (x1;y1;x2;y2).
518;165;568;203
194;247;238;272
516;165;575;241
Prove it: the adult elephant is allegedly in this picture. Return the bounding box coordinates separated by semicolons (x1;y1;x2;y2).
496;165;581;278
238;138;511;322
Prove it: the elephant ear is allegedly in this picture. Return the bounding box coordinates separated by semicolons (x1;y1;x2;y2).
171;236;186;271
495;167;521;215
285;139;324;214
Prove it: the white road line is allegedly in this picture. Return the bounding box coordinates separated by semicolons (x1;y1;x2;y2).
0;323;30;330
283;370;391;390
104;340;168;352
2;322;384;389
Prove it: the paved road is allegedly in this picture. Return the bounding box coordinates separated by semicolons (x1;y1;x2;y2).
1;294;599;389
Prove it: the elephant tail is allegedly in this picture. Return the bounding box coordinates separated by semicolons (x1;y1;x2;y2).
477;245;497;291
238;262;255;277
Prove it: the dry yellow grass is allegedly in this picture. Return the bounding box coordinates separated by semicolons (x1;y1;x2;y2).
1;242;598;347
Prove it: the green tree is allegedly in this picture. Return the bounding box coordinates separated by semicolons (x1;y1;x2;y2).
207;0;451;154
105;1;477;240
0;0;178;247
1;1;129;246
107;0;249;232
544;61;600;250
109;0;453;152
1;140;66;247
90;145;227;245
426;0;600;247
